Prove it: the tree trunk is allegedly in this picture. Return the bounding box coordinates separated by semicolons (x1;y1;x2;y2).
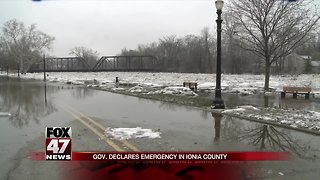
264;61;270;91
19;59;24;74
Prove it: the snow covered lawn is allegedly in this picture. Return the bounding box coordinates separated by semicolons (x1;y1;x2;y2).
8;72;320;96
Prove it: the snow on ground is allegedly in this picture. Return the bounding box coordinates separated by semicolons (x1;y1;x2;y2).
221;108;246;113
8;72;320;96
0;112;11;117
147;86;198;96
104;127;161;140
222;106;320;132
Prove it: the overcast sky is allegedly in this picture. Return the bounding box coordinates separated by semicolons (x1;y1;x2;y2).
0;0;219;57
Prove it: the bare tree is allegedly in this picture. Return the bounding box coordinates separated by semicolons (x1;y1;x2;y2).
118;30;219;73
0;19;54;73
228;0;320;90
223;12;242;74
201;27;214;73
158;35;183;71
69;46;99;67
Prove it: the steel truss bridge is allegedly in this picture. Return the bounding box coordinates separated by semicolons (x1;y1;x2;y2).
28;55;159;72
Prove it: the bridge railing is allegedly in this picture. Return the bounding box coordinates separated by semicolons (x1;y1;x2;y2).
28;55;161;72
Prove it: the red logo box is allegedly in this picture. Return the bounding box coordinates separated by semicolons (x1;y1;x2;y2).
45;127;72;161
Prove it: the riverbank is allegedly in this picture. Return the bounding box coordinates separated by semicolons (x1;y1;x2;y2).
5;72;320;96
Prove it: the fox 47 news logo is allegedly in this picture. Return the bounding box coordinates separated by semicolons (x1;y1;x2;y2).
45;127;72;160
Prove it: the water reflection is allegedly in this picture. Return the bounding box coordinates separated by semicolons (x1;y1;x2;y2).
135;96;211;120
211;113;319;160
0;79;57;128
212;113;222;143
70;87;94;99
158;101;177;111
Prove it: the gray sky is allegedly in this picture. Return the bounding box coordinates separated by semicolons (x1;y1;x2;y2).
0;0;218;56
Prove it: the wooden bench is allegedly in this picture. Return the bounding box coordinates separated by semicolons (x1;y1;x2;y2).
281;86;311;99
183;82;198;92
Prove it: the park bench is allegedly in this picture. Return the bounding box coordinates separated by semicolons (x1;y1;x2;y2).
281;86;311;99
183;82;198;92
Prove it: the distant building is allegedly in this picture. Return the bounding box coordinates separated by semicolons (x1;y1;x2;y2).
293;55;320;74
311;60;320;73
283;54;305;74
257;54;319;74
300;55;312;60
273;54;319;74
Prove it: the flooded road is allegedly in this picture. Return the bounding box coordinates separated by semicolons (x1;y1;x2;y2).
0;78;319;179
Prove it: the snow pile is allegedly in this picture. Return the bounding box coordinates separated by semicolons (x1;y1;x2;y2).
105;127;161;140
128;84;164;93
222;105;260;114
197;82;215;90
0;112;11;117
110;87;126;91
147;86;197;96
240;105;260;111
222;108;246;114
223;106;320;132
128;85;148;93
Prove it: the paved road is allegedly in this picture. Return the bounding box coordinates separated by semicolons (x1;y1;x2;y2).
0;78;319;179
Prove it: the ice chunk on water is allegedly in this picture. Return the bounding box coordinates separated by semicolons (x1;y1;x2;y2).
105;127;161;140
0;112;11;117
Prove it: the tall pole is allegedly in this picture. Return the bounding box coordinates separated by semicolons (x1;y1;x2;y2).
6;65;9;77
43;54;46;81
212;8;225;109
17;64;20;78
44;83;47;106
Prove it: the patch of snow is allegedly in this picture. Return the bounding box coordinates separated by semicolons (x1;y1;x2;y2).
129;85;146;93
0;112;11;117
280;120;292;125
263;117;273;121
221;107;320;132
240;105;260;111
149;86;197;96
141;83;164;88
198;82;215;90
111;87;126;91
105;127;161;140
310;111;320;119
222;108;246;114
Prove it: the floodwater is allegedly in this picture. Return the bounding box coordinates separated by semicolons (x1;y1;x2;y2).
0;77;319;179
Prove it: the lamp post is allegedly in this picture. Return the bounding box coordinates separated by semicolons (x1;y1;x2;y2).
212;0;225;109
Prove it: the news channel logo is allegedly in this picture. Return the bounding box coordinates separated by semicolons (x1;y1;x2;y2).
45;127;72;161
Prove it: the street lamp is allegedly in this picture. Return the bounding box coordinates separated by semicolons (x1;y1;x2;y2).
212;0;225;109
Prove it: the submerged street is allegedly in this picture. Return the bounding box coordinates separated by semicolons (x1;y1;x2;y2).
0;78;320;180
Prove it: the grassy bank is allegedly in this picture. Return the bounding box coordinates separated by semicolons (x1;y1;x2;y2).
93;87;213;108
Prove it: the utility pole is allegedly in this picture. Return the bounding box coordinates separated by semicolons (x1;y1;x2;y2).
43;54;46;81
